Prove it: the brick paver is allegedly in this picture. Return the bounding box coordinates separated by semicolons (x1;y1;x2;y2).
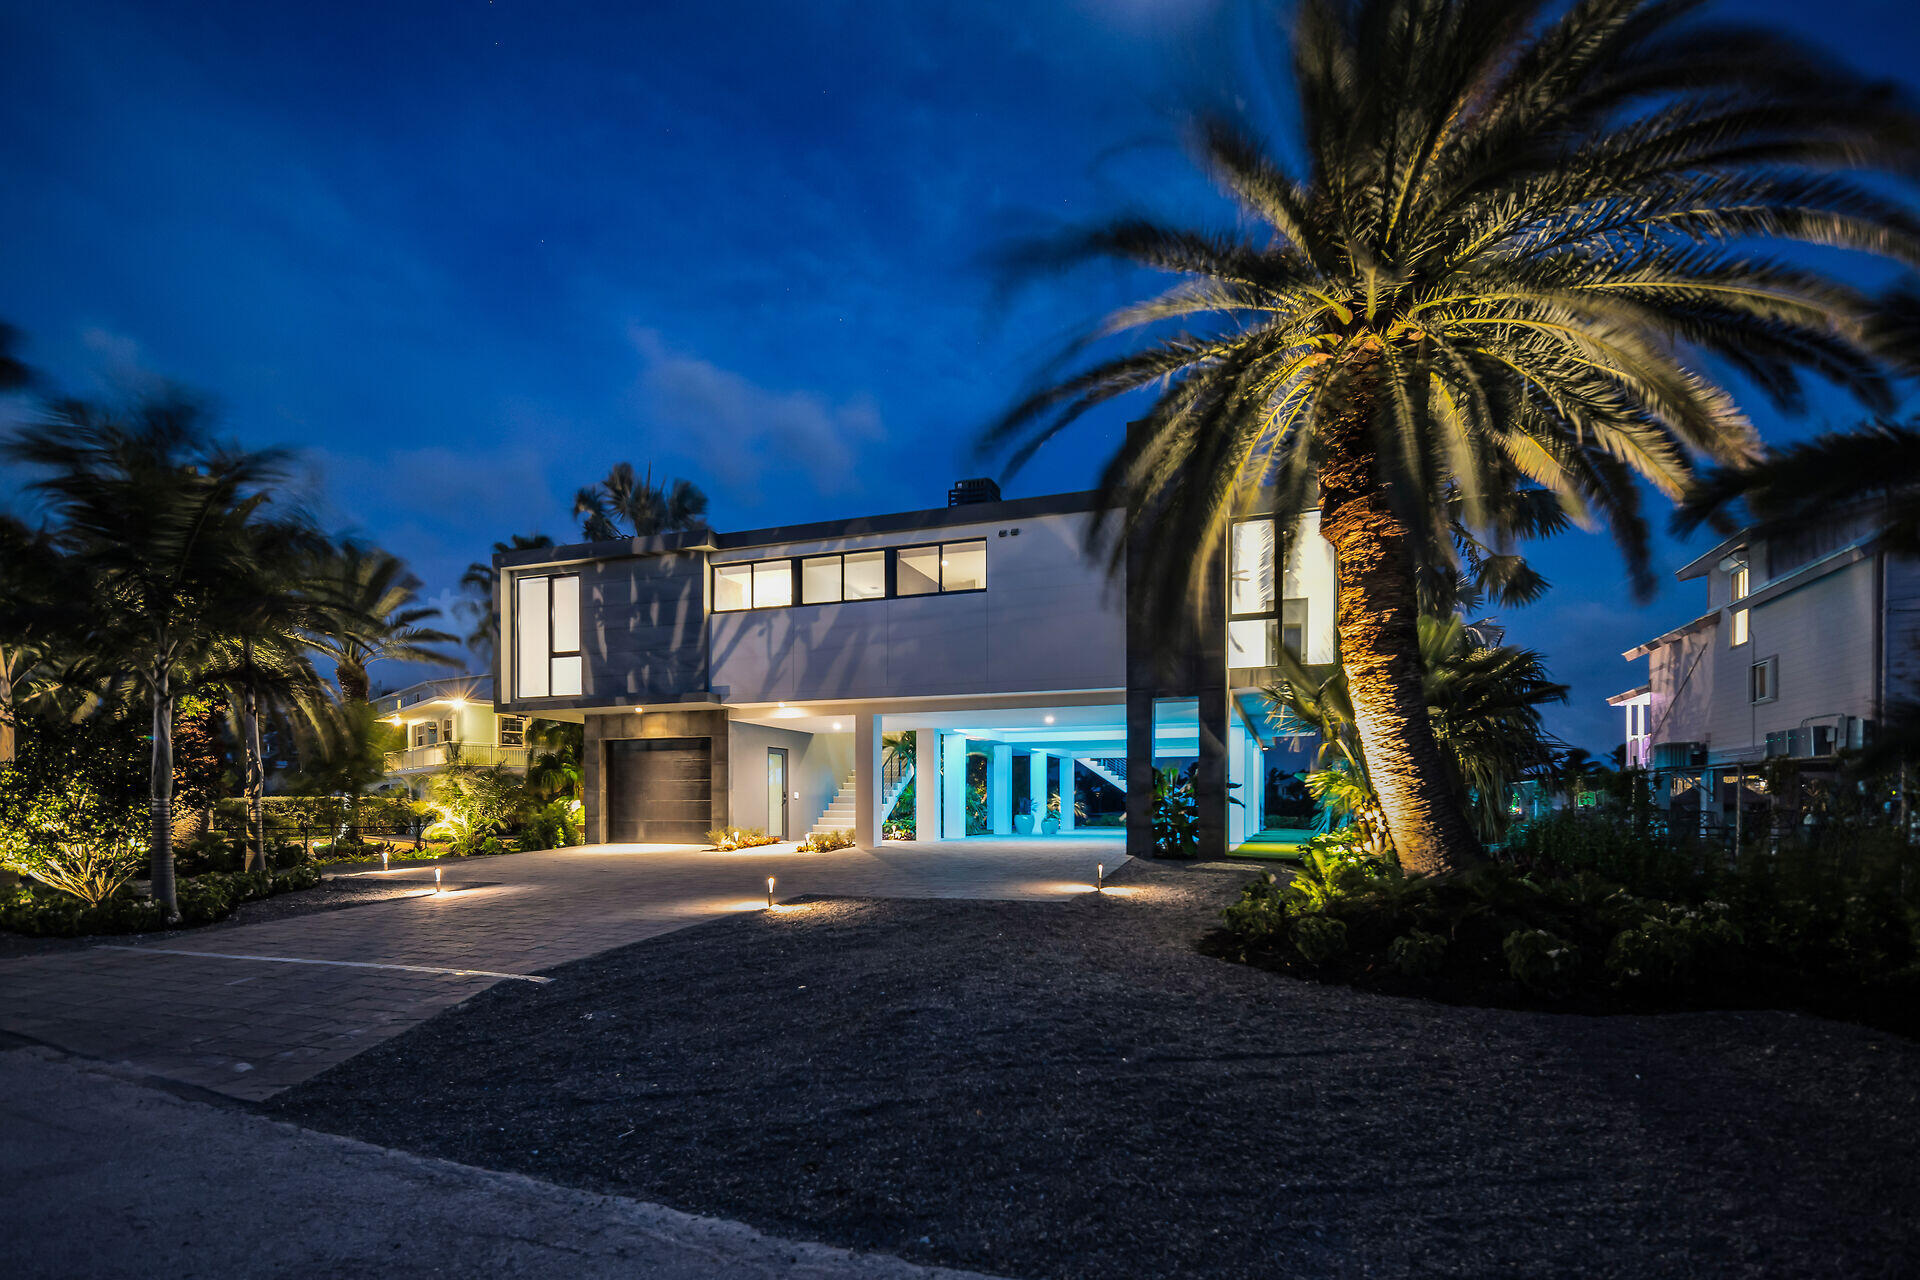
0;836;1123;1100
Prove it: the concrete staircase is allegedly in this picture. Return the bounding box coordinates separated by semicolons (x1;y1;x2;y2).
809;772;859;838
807;763;916;839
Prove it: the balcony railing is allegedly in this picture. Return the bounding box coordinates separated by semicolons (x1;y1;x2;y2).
384;743;531;773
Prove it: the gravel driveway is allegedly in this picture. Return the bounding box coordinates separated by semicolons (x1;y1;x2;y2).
271;859;1920;1279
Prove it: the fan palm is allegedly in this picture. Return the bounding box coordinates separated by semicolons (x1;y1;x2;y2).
573;462;708;542
987;0;1920;873
457;533;555;661
307;542;458;704
1265;614;1565;844
4;397;292;917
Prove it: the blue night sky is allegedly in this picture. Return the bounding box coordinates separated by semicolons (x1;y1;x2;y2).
3;0;1917;752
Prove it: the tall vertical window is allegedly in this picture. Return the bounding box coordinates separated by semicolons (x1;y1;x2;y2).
1229;517;1302;667
1730;608;1750;647
1728;554;1751;648
515;573;582;699
1750;657;1776;704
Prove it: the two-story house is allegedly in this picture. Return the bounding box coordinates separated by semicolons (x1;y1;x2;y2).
490;481;1337;859
1611;504;1919;831
375;675;533;796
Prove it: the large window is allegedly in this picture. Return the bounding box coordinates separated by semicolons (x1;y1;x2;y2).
1228;517;1301;667
719;543;983;611
515;573;582;699
799;550;886;605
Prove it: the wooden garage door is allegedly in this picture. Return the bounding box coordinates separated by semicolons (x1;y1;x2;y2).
605;737;712;843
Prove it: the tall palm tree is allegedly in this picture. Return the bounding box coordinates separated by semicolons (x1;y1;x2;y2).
457;532;555;662
199;519;337;871
307;542;459;704
987;0;1920;874
573;462;708;541
4;397;291;917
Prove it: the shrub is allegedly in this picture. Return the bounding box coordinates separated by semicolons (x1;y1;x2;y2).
428;765;528;855
1502;928;1580;996
1387;929;1448;979
519;799;583;851
0;777;149;906
707;827;780;851
1290;914;1348;965
798;829;856;852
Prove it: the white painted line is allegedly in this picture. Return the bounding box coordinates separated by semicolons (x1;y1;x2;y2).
94;946;553;984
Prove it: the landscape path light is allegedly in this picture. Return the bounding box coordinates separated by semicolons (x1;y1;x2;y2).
1096;862;1104;892
766;876;776;909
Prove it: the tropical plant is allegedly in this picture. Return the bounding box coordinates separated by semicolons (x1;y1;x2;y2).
574;462;708;542
1265;615;1565;843
986;0;1920;874
3;396;295;917
0;515;79;764
799;828;857;852
427;763;528;855
0;716;149;905
525;718;584;805
457;533;555;661
306;542;458;704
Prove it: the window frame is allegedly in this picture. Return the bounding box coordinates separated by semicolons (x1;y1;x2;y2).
715;541;988;612
496;714;527;748
1750;656;1778;705
514;571;583;701
1730;606;1750;647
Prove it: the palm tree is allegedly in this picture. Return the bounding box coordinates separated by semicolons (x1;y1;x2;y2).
1265;615;1565;845
199;519;337;871
0;515;78;764
1677;417;1920;553
307;542;459;704
457;533;555;662
573;462;708;541
986;0;1920;874
3;397;291;917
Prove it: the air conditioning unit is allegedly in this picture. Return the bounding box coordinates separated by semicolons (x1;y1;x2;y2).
1808;724;1837;757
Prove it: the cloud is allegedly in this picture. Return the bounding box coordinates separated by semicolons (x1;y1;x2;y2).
627;327;884;498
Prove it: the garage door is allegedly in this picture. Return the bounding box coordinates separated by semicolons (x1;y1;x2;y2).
605;737;712;843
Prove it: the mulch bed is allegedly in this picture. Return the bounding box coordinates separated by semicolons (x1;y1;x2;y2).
0;875;435;959
270;859;1920;1279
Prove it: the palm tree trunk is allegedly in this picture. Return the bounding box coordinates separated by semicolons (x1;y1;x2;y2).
1318;366;1481;876
243;652;266;873
150;665;178;919
0;654;14;765
336;660;370;705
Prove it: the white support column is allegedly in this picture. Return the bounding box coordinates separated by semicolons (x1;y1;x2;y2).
914;728;940;843
990;744;1012;835
941;733;968;840
854;714;883;850
1059;757;1076;832
1228;713;1249;848
1027;750;1047;834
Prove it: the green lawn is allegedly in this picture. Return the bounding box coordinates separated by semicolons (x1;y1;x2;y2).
1230;828;1316;861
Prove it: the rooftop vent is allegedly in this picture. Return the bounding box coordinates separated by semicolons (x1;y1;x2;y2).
947;477;1002;506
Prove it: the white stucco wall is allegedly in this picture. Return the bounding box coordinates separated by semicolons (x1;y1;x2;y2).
727;721;851;836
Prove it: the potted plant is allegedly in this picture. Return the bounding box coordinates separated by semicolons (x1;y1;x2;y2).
1041;793;1060;836
1013;796;1035;835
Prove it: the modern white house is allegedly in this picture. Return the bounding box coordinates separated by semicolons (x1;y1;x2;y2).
1611;503;1919;831
374;675;533;796
490;482;1338;858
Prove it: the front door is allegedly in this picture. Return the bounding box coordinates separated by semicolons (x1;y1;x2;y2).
767;748;789;840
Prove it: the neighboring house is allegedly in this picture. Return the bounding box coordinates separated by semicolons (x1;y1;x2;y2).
375;675;532;796
490;481;1339;857
1612;504;1918;832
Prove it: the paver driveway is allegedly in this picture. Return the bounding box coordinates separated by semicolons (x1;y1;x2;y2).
0;836;1123;1100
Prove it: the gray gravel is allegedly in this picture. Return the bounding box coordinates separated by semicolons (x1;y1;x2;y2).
271;859;1920;1279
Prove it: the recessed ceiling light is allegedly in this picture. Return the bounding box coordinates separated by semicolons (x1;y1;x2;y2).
1044;714;1056;724
832;721;843;730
